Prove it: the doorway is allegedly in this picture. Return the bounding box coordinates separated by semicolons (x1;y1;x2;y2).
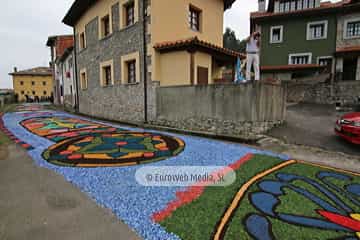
343;57;357;81
197;67;209;85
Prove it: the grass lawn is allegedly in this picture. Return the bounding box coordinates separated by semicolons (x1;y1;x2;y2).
0;103;17;146
0;131;11;146
0;103;17;113
158;154;360;240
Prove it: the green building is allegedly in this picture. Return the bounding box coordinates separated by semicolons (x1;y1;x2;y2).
251;0;360;82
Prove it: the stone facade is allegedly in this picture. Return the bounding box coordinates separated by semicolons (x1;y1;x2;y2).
154;117;283;139
287;81;360;105
75;0;154;123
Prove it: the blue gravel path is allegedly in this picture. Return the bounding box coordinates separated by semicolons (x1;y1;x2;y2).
2;108;288;240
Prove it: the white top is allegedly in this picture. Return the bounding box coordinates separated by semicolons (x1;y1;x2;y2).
246;36;259;53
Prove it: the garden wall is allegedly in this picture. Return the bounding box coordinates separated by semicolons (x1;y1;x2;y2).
153;83;287;138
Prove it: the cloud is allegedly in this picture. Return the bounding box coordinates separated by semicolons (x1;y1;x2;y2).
224;0;257;40
0;0;73;89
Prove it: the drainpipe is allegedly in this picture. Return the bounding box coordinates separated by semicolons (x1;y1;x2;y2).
331;17;337;102
73;27;80;113
142;0;148;124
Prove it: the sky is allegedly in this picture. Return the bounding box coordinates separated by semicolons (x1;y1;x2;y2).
0;0;258;89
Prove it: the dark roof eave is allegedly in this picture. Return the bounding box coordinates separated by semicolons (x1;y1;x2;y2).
63;0;97;26
261;65;325;72
224;0;236;10
58;47;75;63
9;73;53;76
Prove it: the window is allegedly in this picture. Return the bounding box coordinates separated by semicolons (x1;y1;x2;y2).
189;5;201;31
20;81;24;86
21;91;24;95
318;57;333;73
276;0;316;13
100;61;113;87
100;14;111;38
307;21;328;40
125;1;135;26
121;52;139;84
31;81;35;86
289;53;312;65
103;66;112;86
318;57;332;66
43;91;47;95
32;91;36;95
345;20;360;38
270;26;283;43
80;70;88;90
79;32;86;50
127;60;136;84
69;58;73;69
42;81;46;86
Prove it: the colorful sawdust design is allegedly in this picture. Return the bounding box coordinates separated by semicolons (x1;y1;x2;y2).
155;154;360;240
20;116;185;167
15;104;44;112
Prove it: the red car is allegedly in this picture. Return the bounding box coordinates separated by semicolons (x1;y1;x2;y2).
335;112;360;144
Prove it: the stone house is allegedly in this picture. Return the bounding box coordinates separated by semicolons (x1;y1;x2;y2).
46;35;75;105
62;0;241;124
251;0;360;82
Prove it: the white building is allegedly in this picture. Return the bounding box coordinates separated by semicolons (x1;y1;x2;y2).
57;47;77;108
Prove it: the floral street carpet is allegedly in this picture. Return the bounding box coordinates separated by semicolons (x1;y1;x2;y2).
1;104;359;240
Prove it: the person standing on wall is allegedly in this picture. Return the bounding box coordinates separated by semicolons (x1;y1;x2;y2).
245;31;261;82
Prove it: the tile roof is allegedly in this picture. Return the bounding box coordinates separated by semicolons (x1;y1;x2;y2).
261;64;325;72
154;37;245;58
47;35;74;59
9;67;53;76
251;0;352;19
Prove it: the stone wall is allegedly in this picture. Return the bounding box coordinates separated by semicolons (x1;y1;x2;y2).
287;81;360;105
152;83;287;137
75;0;154;124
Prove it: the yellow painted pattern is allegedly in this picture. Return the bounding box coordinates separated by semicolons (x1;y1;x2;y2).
351;213;360;221
120;152;144;159
213;160;297;240
68;145;81;152
297;160;360;177
83;154;112;159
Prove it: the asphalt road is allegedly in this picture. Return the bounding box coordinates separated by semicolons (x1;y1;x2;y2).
268;103;360;156
0;143;140;240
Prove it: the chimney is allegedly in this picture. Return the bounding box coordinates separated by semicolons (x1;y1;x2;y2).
13;67;17;73
258;0;266;12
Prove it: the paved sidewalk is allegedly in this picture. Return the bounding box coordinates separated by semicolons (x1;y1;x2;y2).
0;143;140;240
268;103;360;156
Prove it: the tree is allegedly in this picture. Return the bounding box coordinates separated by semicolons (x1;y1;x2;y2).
223;27;246;53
